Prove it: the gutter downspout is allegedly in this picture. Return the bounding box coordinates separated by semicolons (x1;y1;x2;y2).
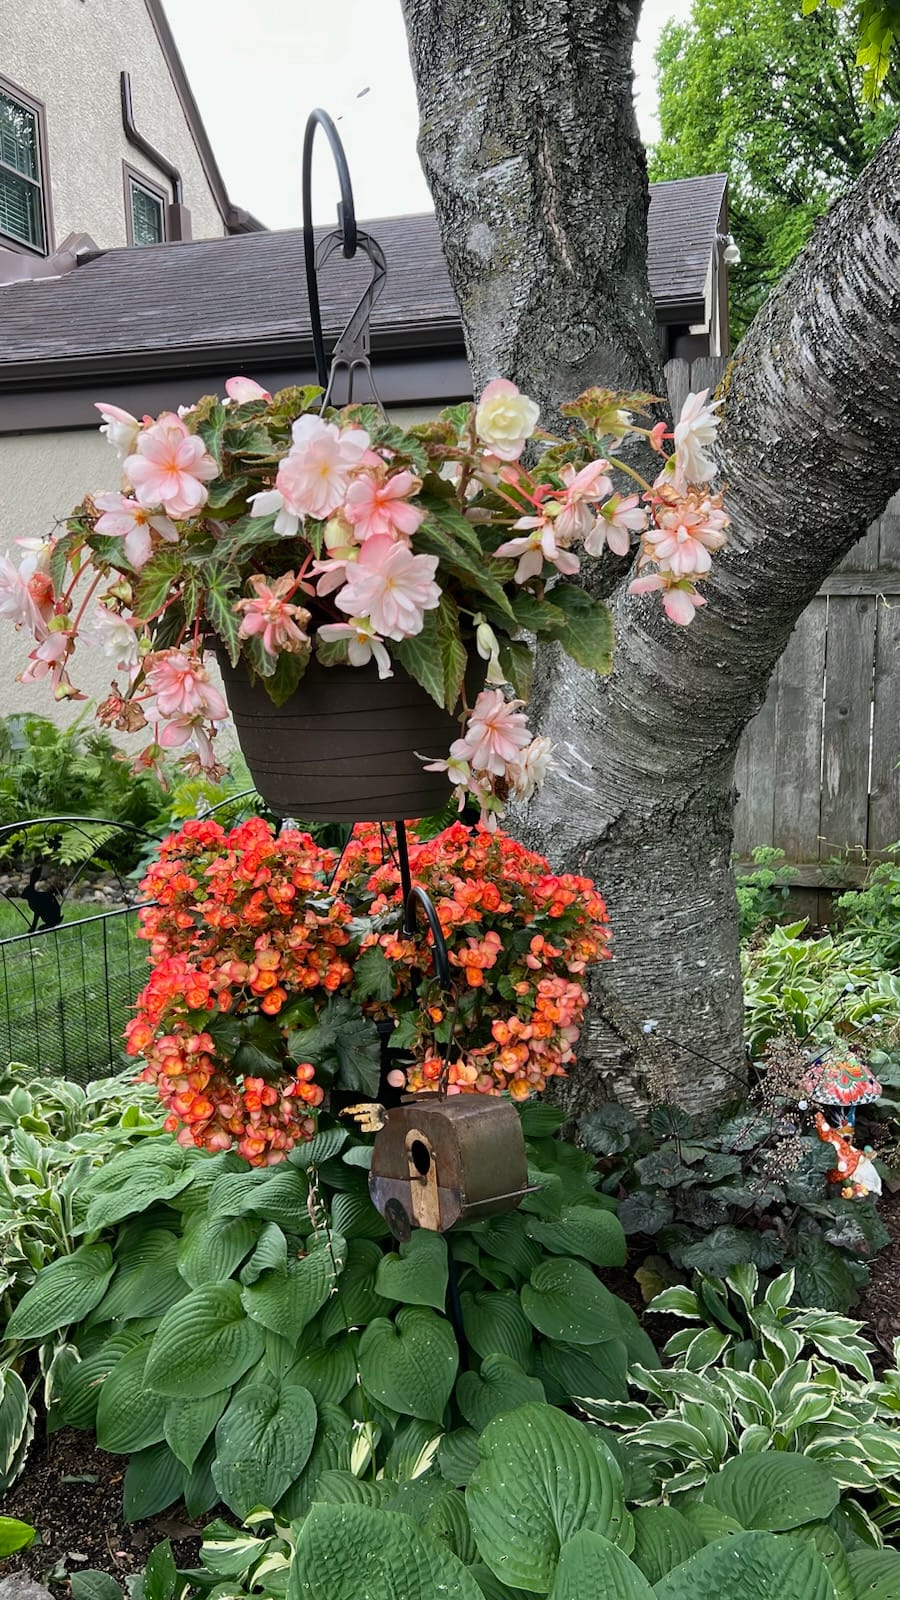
120;70;191;240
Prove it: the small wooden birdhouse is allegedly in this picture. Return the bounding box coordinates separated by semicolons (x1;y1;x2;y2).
369;1095;530;1237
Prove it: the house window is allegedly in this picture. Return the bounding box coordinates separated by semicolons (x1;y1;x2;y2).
126;169;167;246
0;82;47;252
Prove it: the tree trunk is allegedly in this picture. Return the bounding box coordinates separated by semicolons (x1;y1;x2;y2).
401;0;900;1114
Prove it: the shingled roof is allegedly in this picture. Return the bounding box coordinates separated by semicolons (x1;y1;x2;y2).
0;176;726;389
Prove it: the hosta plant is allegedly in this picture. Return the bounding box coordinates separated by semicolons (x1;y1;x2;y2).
126;817;611;1163
0;377;729;820
2;1108;647;1523
81;1403;900;1600
585;1264;900;1543
0;1066;162;1493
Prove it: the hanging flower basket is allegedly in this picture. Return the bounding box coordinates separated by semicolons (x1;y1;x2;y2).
218;650;466;820
0;376;729;823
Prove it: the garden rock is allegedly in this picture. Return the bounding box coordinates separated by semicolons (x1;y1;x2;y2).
0;1576;55;1600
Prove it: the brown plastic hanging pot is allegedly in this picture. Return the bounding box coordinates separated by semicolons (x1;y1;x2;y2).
218;651;464;822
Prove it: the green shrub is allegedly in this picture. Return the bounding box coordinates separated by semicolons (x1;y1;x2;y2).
742;921;900;1059
0;1106;649;1521
835;846;900;970
578;1099;887;1312
735;847;793;941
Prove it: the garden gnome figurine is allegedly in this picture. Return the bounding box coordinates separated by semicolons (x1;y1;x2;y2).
802;1049;883;1199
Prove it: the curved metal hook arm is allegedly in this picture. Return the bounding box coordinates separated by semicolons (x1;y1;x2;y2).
302;108;356;390
403;885;451;992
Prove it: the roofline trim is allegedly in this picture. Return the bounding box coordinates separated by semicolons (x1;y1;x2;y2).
142;0;265;233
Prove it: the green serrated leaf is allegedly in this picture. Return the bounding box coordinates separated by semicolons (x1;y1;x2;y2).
544;584;614;673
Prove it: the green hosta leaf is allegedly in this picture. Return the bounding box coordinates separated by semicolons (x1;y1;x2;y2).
284;1331;358;1406
184;1438;219;1520
375;1230;449;1310
91;1229;185;1323
701;1451;840;1531
544;584;614;673
461;1290;534;1367
537;1338;629;1407
521;1258;629;1345
677;1503;744;1544
789;1524;853;1600
525;1206;627;1269
240;1222;289;1285
845;1547;900;1600
456;1355;545;1432
549;1530;654;1599
651;1530;836;1600
75;1143;196;1233
470;1567;535;1600
0;1369;30;1482
6;1242;114;1339
0;1516;35;1557
164;1389;229;1471
276;1402;353;1520
213;1383;317;1519
70;1573;123;1600
57;1331;144;1430
240;1164;311;1229
122;1441;186;1523
359;1307;459;1421
96;1343;168;1454
319;1238;394;1337
518;1104;567;1138
177;1212;260;1288
629;1508;704;1586
439;1427;481;1487
145;1282;266;1398
467;1405;627;1591
288;1502;483;1600
466;1215;542;1279
241;1236;347;1339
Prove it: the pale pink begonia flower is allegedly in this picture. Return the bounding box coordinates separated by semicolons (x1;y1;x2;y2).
225;376;271;404
95;403;142;459
495;516;580;585
19;630;78;695
509;735;554;800
553;459;613;542
343;469;424;542
629;573;707;626
275;415;370;523
143;650;228;722
247;488;299;539
334;534;440;640
311;554;357;597
673;388;722;485
318;618;393;679
0;549;53;637
642;492;729;578
125;414;218;519
93;492;178;569
157;712;219;770
87;606;142;675
475;379;541;461
234;573;311;657
584;493;648;558
454;688;532;777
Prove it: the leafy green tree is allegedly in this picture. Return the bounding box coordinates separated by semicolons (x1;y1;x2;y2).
650;0;900;339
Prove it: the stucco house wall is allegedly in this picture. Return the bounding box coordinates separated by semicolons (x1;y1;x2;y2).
0;0;226;254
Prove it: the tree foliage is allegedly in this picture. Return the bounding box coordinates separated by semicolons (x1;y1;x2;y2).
650;0;900;339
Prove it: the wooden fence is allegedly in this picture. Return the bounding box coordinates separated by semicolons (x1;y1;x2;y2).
665;358;900;912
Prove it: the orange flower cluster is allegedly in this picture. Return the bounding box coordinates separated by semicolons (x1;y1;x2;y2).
337;822;611;1100
127;817;350;1163
126;816;611;1163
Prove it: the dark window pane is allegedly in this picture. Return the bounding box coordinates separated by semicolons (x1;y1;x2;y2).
130;181;164;245
0;92;39;179
0;167;43;249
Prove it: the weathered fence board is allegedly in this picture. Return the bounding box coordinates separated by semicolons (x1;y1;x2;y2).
665;358;900;887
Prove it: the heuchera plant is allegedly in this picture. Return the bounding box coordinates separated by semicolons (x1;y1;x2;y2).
0;378;727;822
125;817;611;1164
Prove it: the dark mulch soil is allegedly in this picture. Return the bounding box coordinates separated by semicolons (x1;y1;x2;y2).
1;1428;220;1589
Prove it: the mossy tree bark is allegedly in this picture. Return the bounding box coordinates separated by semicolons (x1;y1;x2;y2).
401;0;900;1113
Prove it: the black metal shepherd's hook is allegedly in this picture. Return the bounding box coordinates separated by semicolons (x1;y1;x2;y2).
301;108;387;411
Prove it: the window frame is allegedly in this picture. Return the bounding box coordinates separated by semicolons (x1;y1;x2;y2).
0;73;53;257
123;161;168;247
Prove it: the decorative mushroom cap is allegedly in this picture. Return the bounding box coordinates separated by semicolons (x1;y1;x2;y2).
801;1048;882;1106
